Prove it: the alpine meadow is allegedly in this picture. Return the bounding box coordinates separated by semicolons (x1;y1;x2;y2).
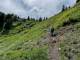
0;0;80;60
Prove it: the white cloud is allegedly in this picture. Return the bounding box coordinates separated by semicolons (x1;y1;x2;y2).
23;0;36;6
0;0;77;18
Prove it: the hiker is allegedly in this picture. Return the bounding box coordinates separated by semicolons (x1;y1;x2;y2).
50;27;54;37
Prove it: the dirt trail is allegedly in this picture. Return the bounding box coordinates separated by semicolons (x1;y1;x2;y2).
48;33;61;60
39;26;74;60
48;26;73;60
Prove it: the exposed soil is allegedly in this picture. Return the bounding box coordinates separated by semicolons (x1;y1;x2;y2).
38;25;76;60
48;25;75;60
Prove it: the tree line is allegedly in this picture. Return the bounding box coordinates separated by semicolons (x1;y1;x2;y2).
0;4;71;34
0;12;19;34
0;12;48;34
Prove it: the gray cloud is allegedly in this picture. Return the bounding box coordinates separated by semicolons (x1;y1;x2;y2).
0;0;76;18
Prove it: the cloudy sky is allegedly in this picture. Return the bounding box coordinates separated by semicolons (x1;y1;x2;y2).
0;0;76;18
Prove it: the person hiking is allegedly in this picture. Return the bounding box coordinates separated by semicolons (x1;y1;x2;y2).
50;27;54;37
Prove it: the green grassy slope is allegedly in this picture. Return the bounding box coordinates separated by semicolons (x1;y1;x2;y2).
0;2;80;60
60;22;80;60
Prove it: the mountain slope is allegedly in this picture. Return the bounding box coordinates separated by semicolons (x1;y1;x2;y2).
0;1;80;60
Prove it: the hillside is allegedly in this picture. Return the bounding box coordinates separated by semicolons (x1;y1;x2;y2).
0;1;80;60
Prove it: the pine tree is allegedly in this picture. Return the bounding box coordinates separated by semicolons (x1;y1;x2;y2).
77;0;80;2
39;17;42;22
62;5;65;12
0;12;5;28
27;16;30;20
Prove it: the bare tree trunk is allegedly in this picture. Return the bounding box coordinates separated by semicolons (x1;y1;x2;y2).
0;22;6;34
